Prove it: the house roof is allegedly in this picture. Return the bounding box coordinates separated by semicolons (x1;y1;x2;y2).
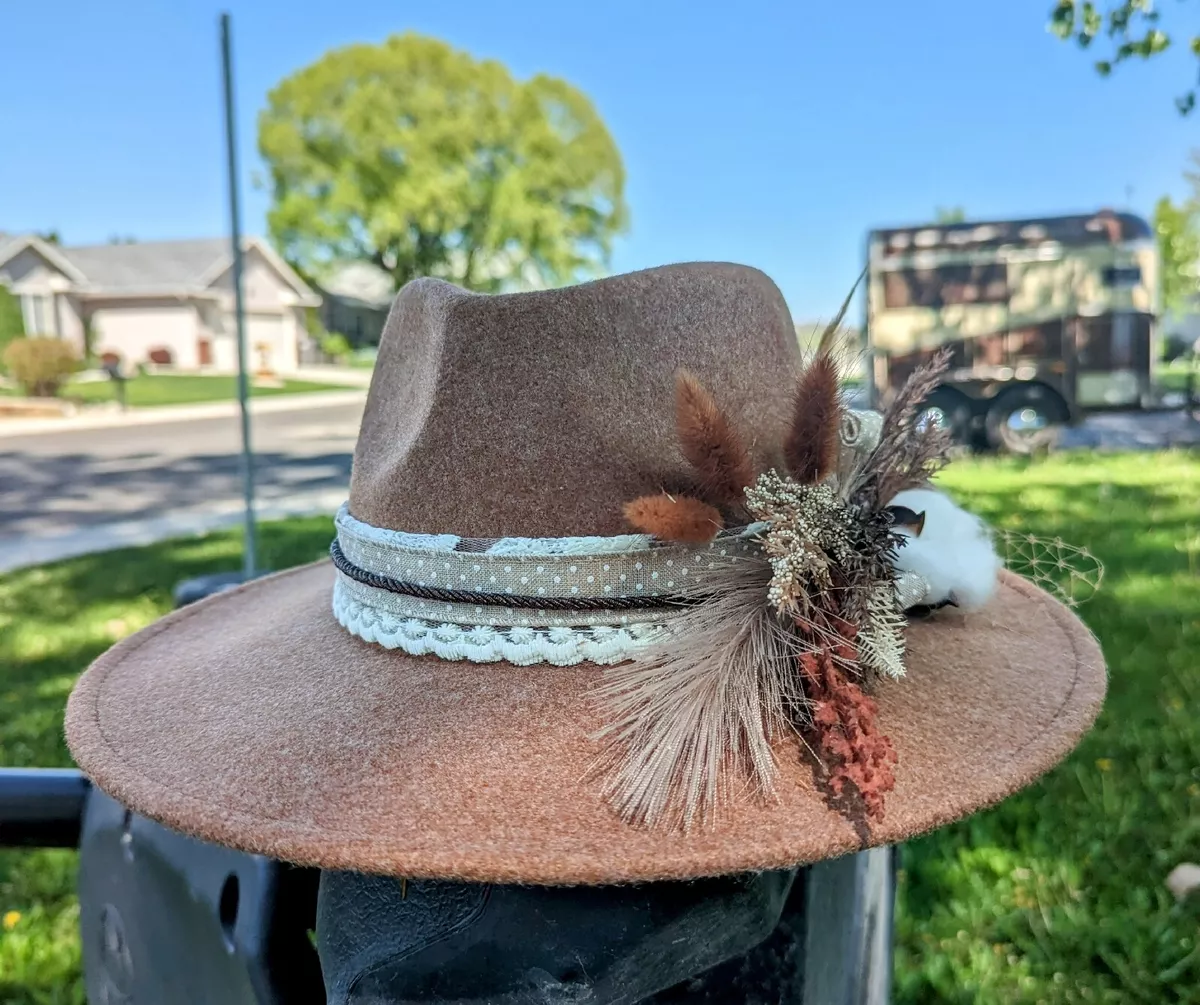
0;234;319;304
0;233;90;284
59;239;232;294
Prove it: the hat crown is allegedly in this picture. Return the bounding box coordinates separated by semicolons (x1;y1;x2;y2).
348;263;801;537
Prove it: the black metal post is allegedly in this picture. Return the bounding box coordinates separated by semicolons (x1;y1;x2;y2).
0;768;90;848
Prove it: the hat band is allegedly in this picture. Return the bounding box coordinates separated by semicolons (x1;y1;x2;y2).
329;538;693;612
329;505;933;665
329;504;777;665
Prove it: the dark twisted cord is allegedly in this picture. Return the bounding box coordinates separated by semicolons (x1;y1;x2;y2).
329;539;700;611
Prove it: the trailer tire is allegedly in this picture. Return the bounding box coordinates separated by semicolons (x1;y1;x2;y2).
916;386;974;445
985;385;1068;454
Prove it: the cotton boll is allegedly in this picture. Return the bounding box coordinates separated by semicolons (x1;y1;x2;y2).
887;488;1002;611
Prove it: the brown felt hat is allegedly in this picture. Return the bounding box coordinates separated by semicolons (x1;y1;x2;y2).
65;263;1106;885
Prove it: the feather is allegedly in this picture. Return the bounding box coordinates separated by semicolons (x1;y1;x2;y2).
814;268;866;359
784;354;842;484
674;371;757;507
855;584;907;679
624;494;724;543
591;555;804;828
853;348;954;505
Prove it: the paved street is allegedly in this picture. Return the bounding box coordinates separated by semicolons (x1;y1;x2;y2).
0;398;365;570
1;394;1197;573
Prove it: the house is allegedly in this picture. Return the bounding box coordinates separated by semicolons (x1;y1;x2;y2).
316;260;394;348
0;233;321;374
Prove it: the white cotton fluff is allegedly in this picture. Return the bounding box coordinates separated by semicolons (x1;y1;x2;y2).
887;488;1002;612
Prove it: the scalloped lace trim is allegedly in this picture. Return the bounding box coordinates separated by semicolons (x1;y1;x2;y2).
332;580;666;666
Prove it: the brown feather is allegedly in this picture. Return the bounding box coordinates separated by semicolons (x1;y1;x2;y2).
624;494;724;543
674;371;757;506
784;354;842;483
854;347;955;505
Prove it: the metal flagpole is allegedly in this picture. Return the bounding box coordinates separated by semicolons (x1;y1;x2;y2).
219;11;258;578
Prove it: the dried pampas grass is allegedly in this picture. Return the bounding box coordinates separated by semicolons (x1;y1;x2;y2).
785;353;842;484
857;348;955;506
591;555;803;828
784;277;860;485
624;494;724;544
674;371;757;509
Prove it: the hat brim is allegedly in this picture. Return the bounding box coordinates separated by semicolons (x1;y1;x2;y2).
65;561;1104;885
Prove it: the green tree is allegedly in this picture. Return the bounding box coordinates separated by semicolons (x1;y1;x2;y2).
258;33;628;294
1049;1;1200;113
0;285;25;372
1153;194;1200;314
934;206;967;223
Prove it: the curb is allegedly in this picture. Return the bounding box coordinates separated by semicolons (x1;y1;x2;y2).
0;389;366;439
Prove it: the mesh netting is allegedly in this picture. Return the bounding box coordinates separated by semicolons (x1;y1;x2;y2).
997;530;1104;608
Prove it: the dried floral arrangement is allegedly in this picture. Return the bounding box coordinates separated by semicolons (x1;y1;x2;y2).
594;293;958;831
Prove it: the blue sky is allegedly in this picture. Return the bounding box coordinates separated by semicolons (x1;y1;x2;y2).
2;0;1197;320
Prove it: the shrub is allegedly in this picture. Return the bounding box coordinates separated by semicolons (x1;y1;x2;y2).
2;336;81;396
320;331;353;361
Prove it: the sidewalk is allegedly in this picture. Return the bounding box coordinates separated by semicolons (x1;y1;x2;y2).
0;488;346;574
293;364;374;387
0;388;366;439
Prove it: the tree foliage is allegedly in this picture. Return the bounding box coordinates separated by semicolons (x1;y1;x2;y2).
0;284;25;369
258;33;628;294
1049;0;1200;113
1153;194;1200;314
933;206;967;223
1153;149;1200;316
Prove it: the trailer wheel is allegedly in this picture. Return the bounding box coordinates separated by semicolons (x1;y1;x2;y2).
985;385;1067;454
915;386;974;445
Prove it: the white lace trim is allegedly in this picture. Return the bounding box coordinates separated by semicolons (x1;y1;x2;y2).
335;506;462;552
335;504;765;558
332;578;666;666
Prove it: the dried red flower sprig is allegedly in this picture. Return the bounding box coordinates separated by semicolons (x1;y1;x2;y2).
796;621;897;822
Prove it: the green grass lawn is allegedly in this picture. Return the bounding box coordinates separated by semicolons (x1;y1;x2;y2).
1157;360;1200;395
1;374;343;408
1;453;1199;1002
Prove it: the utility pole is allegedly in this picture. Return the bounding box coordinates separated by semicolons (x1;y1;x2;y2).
219;12;257;577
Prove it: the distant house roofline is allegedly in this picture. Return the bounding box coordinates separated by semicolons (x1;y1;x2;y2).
195;236;321;306
0;234;320;306
0;234;90;284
